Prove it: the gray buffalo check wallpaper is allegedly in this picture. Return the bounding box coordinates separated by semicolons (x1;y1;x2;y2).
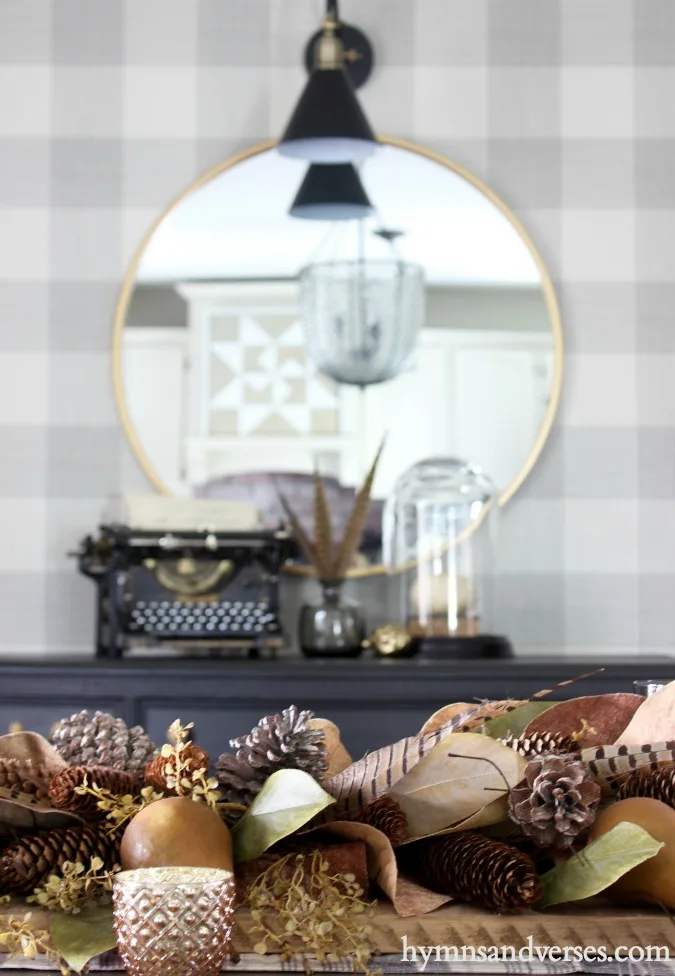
0;0;673;656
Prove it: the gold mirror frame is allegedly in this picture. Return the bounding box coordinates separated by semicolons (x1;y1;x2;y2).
112;136;563;580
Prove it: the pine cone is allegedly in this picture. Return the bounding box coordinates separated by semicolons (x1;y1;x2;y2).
50;711;156;773
354;796;408;846
215;753;265;811
49;765;141;818
508;755;601;850
409;832;541;914
0;759;50;801
145;743;210;794
216;706;327;811
232;705;328;777
500;731;577;758
617;763;675;805
0;824;120;894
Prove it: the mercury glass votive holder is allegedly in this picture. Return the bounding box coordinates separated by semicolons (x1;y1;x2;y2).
112;867;236;976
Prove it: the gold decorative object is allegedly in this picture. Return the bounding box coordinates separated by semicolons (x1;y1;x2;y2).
363;622;413;657
112;867;235;976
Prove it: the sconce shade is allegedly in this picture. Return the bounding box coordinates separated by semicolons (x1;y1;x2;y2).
289;164;374;221
278;68;379;163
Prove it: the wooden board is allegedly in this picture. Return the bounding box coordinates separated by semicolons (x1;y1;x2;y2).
4;899;675;957
235;900;675;954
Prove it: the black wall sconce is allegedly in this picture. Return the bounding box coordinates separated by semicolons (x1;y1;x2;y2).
278;0;379;164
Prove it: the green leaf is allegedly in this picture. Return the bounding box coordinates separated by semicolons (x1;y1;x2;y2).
49;903;117;974
232;768;335;862
484;702;556;740
537;822;663;909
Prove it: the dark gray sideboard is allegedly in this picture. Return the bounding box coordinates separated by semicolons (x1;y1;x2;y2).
0;656;671;759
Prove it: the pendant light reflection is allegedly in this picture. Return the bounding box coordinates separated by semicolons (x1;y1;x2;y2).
300;228;425;389
289;164;374;222
277;9;379;164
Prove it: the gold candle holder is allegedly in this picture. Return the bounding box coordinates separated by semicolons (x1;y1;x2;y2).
113;867;236;976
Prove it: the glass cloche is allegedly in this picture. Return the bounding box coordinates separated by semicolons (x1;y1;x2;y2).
383;457;512;658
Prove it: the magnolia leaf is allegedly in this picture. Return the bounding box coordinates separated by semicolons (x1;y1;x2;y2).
526;694;645;748
616;681;675;746
483;702;556;740
307;820;453;917
388;733;526;837
537;822;663;909
399;794;510;845
232;768;335;862
49;903;117;974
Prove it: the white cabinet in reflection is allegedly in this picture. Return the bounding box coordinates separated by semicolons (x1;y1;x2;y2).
362;330;554;498
122;280;553;501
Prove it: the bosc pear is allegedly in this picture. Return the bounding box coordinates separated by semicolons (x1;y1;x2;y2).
120;797;233;872
589;797;675;908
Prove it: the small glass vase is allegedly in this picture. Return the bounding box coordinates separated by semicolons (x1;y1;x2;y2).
299;580;365;658
634;679;669;697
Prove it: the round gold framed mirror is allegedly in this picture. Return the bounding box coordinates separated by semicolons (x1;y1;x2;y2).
112;137;562;578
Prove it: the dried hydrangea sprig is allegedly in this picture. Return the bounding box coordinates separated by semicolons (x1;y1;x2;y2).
0;914;69;976
74;773;163;835
156;720;221;810
27;857;120;915
246;852;376;975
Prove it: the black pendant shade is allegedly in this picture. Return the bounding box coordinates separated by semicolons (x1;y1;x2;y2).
289;163;373;221
278;67;379;163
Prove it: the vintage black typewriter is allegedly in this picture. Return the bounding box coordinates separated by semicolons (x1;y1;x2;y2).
74;505;295;657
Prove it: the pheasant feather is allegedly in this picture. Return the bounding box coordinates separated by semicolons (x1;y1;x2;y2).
581;741;675;792
313;469;334;579
334;439;385;579
461;669;605;735
278;441;384;580
278;490;317;569
324;704;481;814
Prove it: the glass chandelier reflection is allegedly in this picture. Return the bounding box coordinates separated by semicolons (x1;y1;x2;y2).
299;224;425;388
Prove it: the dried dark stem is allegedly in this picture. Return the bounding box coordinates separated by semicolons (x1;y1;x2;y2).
446;752;513;795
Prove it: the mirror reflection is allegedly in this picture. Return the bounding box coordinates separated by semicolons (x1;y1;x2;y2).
118;141;559;568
